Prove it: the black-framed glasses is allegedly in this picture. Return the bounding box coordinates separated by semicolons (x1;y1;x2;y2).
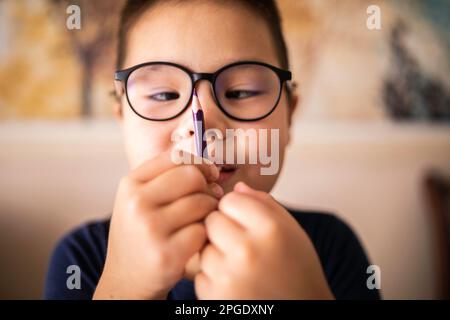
114;60;292;121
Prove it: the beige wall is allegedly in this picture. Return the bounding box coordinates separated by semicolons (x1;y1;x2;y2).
0;120;449;299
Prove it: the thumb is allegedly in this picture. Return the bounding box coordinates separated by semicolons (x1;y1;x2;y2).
234;181;274;204
234;181;255;193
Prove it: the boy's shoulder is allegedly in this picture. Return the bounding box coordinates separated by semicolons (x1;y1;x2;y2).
67;218;110;243
287;208;380;299
286;208;352;237
56;218;110;257
44;218;110;299
286;208;341;224
286;208;364;257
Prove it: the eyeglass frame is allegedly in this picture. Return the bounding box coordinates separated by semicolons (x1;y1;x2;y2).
114;60;293;122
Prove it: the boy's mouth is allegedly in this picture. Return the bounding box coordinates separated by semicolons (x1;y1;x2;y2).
216;164;237;183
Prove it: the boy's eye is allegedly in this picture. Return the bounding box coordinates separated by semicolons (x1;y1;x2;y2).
148;92;180;101
225;90;261;99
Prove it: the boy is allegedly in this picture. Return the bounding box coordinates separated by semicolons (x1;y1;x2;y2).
45;0;380;300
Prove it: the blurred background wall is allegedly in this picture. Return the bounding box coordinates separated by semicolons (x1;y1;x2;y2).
0;0;449;299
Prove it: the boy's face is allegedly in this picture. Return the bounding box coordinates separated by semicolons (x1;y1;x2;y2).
115;1;297;194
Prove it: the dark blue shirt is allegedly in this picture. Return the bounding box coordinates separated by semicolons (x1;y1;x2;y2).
44;209;381;300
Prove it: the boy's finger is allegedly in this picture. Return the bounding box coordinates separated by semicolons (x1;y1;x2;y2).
234;181;277;208
218;191;274;231
176;152;219;183
129;149;177;183
143;165;222;205
169;222;207;262
204;210;245;253
183;253;201;281
130;149;219;184
199;244;224;278
194;271;213;300
162;193;219;232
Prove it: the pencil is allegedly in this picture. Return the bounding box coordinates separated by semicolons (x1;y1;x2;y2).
192;88;207;158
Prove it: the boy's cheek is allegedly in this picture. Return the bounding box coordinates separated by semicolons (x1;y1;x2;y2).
125;137;167;169
247;168;280;193
172;137;196;157
122;116;176;169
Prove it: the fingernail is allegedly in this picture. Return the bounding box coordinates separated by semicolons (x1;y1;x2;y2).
210;164;220;181
203;157;213;165
234;181;251;192
210;183;224;198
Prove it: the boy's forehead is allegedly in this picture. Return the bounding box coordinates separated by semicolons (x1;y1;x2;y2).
124;1;280;71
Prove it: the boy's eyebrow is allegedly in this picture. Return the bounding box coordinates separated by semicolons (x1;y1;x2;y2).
136;57;281;73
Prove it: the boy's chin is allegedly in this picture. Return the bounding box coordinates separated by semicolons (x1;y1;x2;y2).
218;181;234;195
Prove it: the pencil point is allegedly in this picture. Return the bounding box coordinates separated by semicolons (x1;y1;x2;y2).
192;88;202;113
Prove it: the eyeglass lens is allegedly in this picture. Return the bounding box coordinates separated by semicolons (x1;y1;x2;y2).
126;63;281;120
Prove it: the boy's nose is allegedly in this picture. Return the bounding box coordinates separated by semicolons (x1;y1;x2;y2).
194;81;229;131
173;82;228;143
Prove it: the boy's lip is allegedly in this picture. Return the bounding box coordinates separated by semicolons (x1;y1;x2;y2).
216;164;237;172
216;164;237;183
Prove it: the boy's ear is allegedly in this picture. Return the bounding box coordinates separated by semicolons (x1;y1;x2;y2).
112;81;124;122
287;92;299;145
113;101;123;122
288;92;299;126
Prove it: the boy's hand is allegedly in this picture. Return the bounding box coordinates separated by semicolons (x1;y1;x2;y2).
93;151;222;300
195;182;334;300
